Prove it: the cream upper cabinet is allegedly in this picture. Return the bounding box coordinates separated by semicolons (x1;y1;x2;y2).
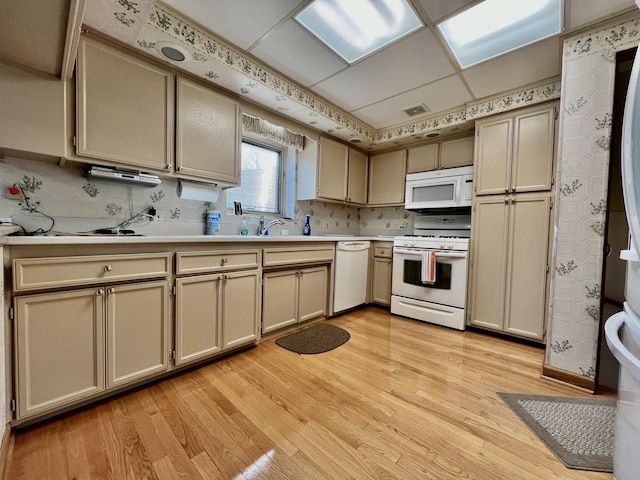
468;194;552;341
76;36;173;172
176;76;240;185
474;103;557;196
318;136;349;201
407;143;438;173
298;137;369;205
347;148;368;204
407;136;473;173
440;136;474;169
368;150;407;205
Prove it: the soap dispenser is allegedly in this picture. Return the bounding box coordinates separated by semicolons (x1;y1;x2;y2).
303;215;311;236
240;218;249;236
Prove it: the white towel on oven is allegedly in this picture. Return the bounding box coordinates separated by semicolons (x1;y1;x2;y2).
421;250;436;284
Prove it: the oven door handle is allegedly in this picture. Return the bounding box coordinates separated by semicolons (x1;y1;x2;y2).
394;248;467;259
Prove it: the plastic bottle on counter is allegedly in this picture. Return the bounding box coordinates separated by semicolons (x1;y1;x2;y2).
240;219;249;236
303;215;311;236
206;210;221;235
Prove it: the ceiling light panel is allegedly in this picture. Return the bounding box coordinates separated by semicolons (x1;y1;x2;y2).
294;0;423;64
438;0;563;69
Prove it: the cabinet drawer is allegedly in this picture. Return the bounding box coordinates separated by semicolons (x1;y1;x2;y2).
263;246;334;267
176;250;259;274
373;244;392;258
13;253;171;292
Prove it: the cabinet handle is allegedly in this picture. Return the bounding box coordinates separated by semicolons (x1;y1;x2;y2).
104;265;113;272
165;164;171;170
177;166;183;171
504;199;509;204
96;289;104;296
108;287;116;294
505;187;509;193
221;257;228;265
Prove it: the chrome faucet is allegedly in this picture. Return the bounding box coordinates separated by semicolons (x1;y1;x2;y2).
259;217;285;236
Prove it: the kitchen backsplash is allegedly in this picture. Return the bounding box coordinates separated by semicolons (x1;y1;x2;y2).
0;155;413;236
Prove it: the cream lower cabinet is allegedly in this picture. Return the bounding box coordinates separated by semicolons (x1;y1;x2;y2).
262;266;328;334
468;194;552;341
15;280;169;419
174;250;260;366
371;242;393;306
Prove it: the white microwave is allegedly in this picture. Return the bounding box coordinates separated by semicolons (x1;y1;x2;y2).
405;165;474;210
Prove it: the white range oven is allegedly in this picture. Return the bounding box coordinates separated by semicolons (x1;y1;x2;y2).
391;214;470;330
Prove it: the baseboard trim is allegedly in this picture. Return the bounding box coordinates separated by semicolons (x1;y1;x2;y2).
0;424;13;480
542;365;596;392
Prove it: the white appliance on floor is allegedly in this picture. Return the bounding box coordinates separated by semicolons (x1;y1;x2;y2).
604;7;640;478
391;214;470;330
333;241;370;313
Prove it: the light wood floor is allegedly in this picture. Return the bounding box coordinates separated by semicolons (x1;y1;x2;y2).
5;307;614;480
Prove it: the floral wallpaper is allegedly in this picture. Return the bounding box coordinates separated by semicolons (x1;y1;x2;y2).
0;156;413;236
545;17;640;380
82;0;562;149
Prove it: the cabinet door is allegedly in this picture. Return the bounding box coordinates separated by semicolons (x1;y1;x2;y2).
15;288;105;419
368;150;407;205
347;148;368;204
407;143;438;173
440;136;474;169
468;197;510;331
474;117;512;196
298;266;328;322
512;105;556;193
175;274;222;366
504;195;551;340
106;281;169;389
262;270;298;334
176;76;240;184
372;257;392;306
76;37;172;171
318;137;348;201
222;270;259;349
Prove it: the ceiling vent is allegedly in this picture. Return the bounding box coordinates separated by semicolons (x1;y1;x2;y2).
350;137;363;144
426;131;441;138
403;104;429;117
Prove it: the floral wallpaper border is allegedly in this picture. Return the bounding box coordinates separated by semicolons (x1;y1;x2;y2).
564;17;640;61
83;0;563;147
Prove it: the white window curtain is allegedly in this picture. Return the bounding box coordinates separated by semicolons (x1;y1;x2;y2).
242;114;305;150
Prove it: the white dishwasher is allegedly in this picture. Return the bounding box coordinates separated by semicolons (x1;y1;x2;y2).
333;241;370;313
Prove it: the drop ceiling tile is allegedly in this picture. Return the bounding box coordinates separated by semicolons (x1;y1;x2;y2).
161;0;304;49
352;75;472;129
249;20;348;87
566;0;636;30
462;37;561;99
417;0;477;22
311;29;455;112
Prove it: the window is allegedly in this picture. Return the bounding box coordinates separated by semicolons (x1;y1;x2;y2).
227;140;282;214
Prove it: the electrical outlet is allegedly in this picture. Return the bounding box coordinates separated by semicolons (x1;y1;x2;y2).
155;210;164;221
323;221;329;229
399;224;407;229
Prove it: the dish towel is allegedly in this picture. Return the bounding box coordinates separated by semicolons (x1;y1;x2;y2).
421;250;436;284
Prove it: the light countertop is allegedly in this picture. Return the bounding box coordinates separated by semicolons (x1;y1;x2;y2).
0;234;396;246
